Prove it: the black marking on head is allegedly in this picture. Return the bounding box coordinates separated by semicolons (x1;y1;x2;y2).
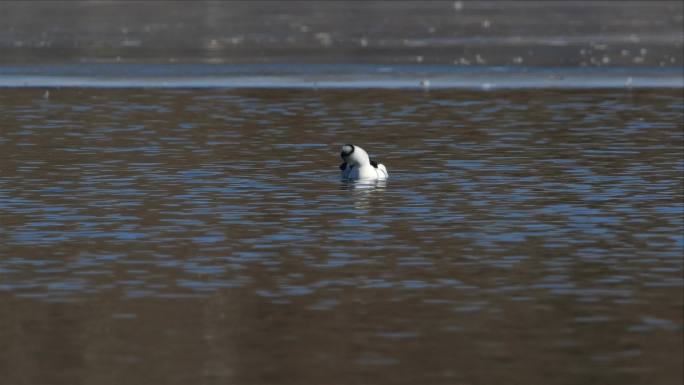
341;144;355;155
339;162;347;170
370;160;379;168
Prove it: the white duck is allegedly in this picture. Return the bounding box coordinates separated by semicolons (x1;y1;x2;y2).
339;144;388;180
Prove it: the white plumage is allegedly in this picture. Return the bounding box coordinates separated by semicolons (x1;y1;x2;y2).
339;144;388;180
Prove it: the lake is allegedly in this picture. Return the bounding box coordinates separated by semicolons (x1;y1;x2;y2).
0;82;682;384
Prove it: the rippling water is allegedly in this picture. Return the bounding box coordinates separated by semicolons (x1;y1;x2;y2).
0;87;682;384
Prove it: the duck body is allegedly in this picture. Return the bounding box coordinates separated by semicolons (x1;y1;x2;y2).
339;144;388;180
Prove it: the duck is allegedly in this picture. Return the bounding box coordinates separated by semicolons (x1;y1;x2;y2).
339;144;388;180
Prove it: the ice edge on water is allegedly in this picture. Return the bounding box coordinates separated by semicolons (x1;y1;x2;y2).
0;65;681;89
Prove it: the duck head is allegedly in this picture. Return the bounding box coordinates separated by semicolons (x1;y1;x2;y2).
340;144;371;166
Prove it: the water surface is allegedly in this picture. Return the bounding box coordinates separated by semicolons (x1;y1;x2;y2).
0;64;682;89
0;87;682;385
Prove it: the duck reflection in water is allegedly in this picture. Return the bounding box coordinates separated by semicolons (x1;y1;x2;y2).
340;179;387;210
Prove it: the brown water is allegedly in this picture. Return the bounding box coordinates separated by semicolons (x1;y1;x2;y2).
0;88;682;385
